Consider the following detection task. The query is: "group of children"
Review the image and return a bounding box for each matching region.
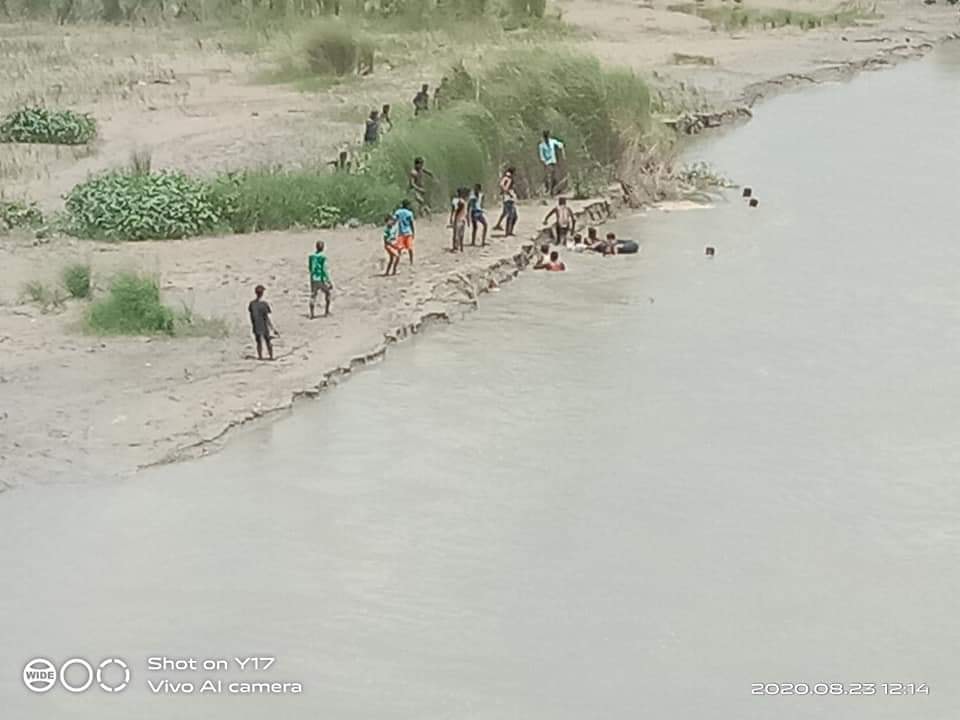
[446,167,519,253]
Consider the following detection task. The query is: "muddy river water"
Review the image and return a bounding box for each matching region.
[2,46,959,719]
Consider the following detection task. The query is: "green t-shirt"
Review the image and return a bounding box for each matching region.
[309,252,329,283]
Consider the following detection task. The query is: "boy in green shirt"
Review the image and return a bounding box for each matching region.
[308,241,332,318]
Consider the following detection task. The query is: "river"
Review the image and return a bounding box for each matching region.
[2,46,959,719]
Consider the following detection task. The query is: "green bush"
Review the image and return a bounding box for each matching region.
[0,200,44,231]
[87,272,175,335]
[62,263,92,299]
[0,107,97,145]
[367,102,501,204]
[65,171,221,241]
[302,22,374,76]
[442,50,651,195]
[209,170,405,232]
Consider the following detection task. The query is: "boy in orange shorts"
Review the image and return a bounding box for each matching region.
[393,199,416,265]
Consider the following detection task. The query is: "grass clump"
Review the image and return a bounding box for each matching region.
[21,280,67,312]
[209,171,405,232]
[62,263,92,299]
[0,107,96,145]
[0,199,44,231]
[65,171,221,241]
[303,22,375,76]
[87,272,175,335]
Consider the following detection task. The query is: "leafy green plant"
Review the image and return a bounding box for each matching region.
[0,199,44,231]
[65,171,221,241]
[62,263,92,299]
[0,107,96,145]
[87,272,175,335]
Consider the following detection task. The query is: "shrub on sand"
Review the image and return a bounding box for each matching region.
[0,107,97,145]
[0,199,44,231]
[65,171,221,241]
[303,22,374,76]
[87,273,175,335]
[62,263,92,299]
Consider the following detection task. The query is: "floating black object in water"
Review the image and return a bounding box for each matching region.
[705,246,716,257]
[616,240,640,255]
[742,187,753,198]
[749,198,759,207]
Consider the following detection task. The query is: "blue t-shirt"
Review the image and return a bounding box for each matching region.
[538,137,564,165]
[394,208,415,235]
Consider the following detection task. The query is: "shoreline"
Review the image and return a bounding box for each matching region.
[147,198,615,471]
[2,11,958,491]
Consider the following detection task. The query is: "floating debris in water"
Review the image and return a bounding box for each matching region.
[749,198,759,208]
[742,187,753,198]
[705,246,716,257]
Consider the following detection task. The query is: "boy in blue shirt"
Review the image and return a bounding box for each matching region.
[393,200,416,265]
[538,130,565,196]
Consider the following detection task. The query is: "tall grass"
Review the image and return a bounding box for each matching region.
[210,170,406,232]
[302,22,375,76]
[368,102,501,203]
[441,50,651,194]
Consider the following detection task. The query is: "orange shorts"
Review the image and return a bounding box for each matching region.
[396,233,414,251]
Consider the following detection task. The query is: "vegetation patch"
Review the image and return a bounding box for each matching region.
[0,199,44,232]
[440,50,651,196]
[666,2,876,31]
[21,280,66,313]
[65,171,221,241]
[209,171,405,232]
[302,22,376,76]
[62,263,92,299]
[0,107,97,145]
[87,272,175,335]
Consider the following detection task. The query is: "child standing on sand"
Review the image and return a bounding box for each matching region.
[382,215,401,276]
[248,284,277,361]
[308,241,333,318]
[450,188,468,253]
[393,199,416,265]
[468,183,488,247]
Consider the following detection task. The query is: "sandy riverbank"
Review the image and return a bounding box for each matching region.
[1,1,958,490]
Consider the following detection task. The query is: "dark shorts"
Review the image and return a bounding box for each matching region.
[504,201,518,221]
[254,331,271,342]
[310,280,332,299]
[471,209,487,225]
[556,225,571,242]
